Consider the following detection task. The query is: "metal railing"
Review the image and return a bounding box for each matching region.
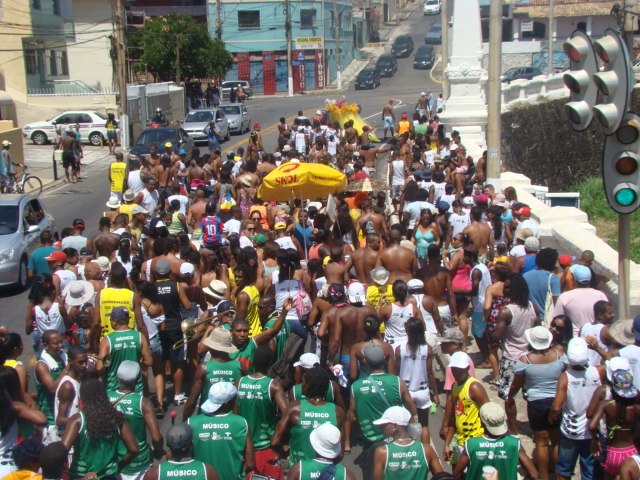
[27,80,117,96]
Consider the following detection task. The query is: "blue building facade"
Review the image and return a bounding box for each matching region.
[208,0,356,94]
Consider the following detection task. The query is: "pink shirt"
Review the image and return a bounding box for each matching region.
[553,287,608,337]
[445,360,476,391]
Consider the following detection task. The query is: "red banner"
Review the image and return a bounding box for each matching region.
[237,52,250,82]
[263,51,275,95]
[315,49,325,90]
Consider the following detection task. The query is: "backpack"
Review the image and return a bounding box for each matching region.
[293,280,312,323]
[219,188,236,213]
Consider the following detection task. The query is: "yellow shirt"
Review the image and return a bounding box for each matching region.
[398,120,411,135]
[366,284,394,308]
[452,376,484,444]
[98,287,134,338]
[240,285,261,337]
[494,255,508,264]
[118,202,138,220]
[110,162,127,192]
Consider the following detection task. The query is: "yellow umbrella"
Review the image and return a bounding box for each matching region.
[258,162,347,202]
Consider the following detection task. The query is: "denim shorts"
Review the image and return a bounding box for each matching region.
[556,433,596,480]
[149,335,162,358]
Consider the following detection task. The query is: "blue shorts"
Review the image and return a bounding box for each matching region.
[471,311,486,338]
[556,433,596,479]
[340,354,350,374]
[107,131,117,139]
[384,116,394,129]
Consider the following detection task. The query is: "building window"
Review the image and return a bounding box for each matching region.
[60,51,68,75]
[47,50,68,77]
[238,11,260,29]
[300,9,316,27]
[25,49,38,75]
[521,21,545,39]
[53,0,60,15]
[49,51,57,76]
[342,11,351,30]
[32,0,41,9]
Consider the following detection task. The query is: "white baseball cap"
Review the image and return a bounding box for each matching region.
[179,263,195,275]
[448,351,471,369]
[373,406,412,426]
[294,352,320,369]
[567,337,589,366]
[347,282,366,304]
[201,382,237,414]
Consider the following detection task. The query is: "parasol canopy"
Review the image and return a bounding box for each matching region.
[345,177,388,192]
[258,162,347,202]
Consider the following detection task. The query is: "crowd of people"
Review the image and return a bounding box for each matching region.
[1,101,639,480]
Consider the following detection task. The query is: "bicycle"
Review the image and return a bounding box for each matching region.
[5,163,43,196]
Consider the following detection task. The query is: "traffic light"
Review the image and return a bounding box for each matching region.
[592,29,634,135]
[602,112,640,214]
[563,31,598,131]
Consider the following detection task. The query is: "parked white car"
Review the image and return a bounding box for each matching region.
[423,0,441,15]
[22,110,110,146]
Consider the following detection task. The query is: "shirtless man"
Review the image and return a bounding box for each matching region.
[145,236,184,280]
[87,217,120,258]
[397,134,411,163]
[462,206,494,262]
[354,199,388,242]
[375,226,417,283]
[60,131,77,183]
[324,246,349,285]
[187,187,208,229]
[146,144,161,169]
[187,156,208,190]
[257,154,276,175]
[415,93,429,119]
[360,143,391,173]
[473,150,486,185]
[345,233,381,284]
[382,100,395,139]
[419,244,458,332]
[343,121,358,149]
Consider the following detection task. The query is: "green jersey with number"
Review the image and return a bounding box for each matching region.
[299,459,347,480]
[200,359,242,406]
[68,412,120,480]
[465,435,520,480]
[237,375,277,450]
[105,329,143,393]
[383,440,429,480]
[264,313,290,360]
[230,338,257,373]
[292,383,334,403]
[188,412,248,480]
[108,390,151,474]
[351,373,402,442]
[158,459,208,480]
[35,353,65,425]
[290,400,338,463]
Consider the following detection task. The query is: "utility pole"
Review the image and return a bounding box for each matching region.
[441,0,448,98]
[486,0,502,185]
[176,35,181,84]
[285,0,293,96]
[114,0,129,149]
[216,0,222,39]
[547,0,554,74]
[333,0,341,89]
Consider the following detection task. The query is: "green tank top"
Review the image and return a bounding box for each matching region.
[200,359,242,406]
[105,329,143,393]
[35,353,65,425]
[465,435,520,480]
[299,459,347,480]
[188,412,248,480]
[108,390,151,474]
[237,375,276,450]
[383,440,429,480]
[68,412,120,480]
[292,383,334,403]
[158,459,208,480]
[351,373,402,442]
[230,338,257,373]
[168,211,184,235]
[290,399,338,463]
[264,314,290,360]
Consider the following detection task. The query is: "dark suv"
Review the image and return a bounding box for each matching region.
[391,35,414,58]
[354,69,381,90]
[413,45,435,69]
[375,55,398,77]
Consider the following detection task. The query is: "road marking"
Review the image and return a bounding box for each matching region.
[361,98,405,121]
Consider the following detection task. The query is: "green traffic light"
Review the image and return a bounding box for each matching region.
[615,188,637,206]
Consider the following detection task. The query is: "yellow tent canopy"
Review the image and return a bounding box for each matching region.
[258,162,346,202]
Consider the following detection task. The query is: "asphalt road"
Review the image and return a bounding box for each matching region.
[2,9,452,476]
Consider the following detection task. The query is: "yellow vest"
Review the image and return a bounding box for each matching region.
[398,120,411,135]
[110,162,127,192]
[452,377,484,445]
[241,285,262,337]
[118,202,137,220]
[99,287,134,338]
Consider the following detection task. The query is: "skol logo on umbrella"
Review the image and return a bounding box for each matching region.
[274,163,300,186]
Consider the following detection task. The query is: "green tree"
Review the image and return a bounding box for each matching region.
[129,13,233,82]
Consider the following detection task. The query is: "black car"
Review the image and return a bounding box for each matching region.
[413,45,435,69]
[501,66,543,83]
[391,35,414,58]
[424,22,442,44]
[354,69,381,90]
[375,55,398,77]
[128,127,195,163]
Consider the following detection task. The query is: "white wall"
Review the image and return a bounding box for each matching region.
[67,0,116,92]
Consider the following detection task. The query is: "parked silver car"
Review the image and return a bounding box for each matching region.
[0,195,56,289]
[182,109,230,143]
[219,104,251,134]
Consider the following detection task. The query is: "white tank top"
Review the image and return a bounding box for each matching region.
[391,160,405,186]
[399,343,430,393]
[272,275,303,321]
[142,305,165,339]
[275,236,296,250]
[127,170,146,193]
[412,294,437,334]
[501,302,537,360]
[35,303,66,334]
[54,375,81,433]
[384,303,414,345]
[471,263,492,313]
[560,367,602,440]
[580,323,606,367]
[55,268,77,292]
[0,422,18,477]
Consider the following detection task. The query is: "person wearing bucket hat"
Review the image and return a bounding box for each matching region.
[371,406,444,480]
[98,306,152,393]
[548,337,602,480]
[454,402,539,480]
[62,280,94,307]
[187,382,255,479]
[271,367,345,465]
[182,327,244,420]
[506,326,567,474]
[143,422,217,480]
[366,266,394,308]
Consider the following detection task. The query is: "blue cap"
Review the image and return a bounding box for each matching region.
[106,306,130,321]
[570,264,592,284]
[178,148,186,155]
[633,315,640,342]
[611,369,638,398]
[436,200,450,212]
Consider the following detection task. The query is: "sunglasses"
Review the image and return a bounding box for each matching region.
[247,227,256,231]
